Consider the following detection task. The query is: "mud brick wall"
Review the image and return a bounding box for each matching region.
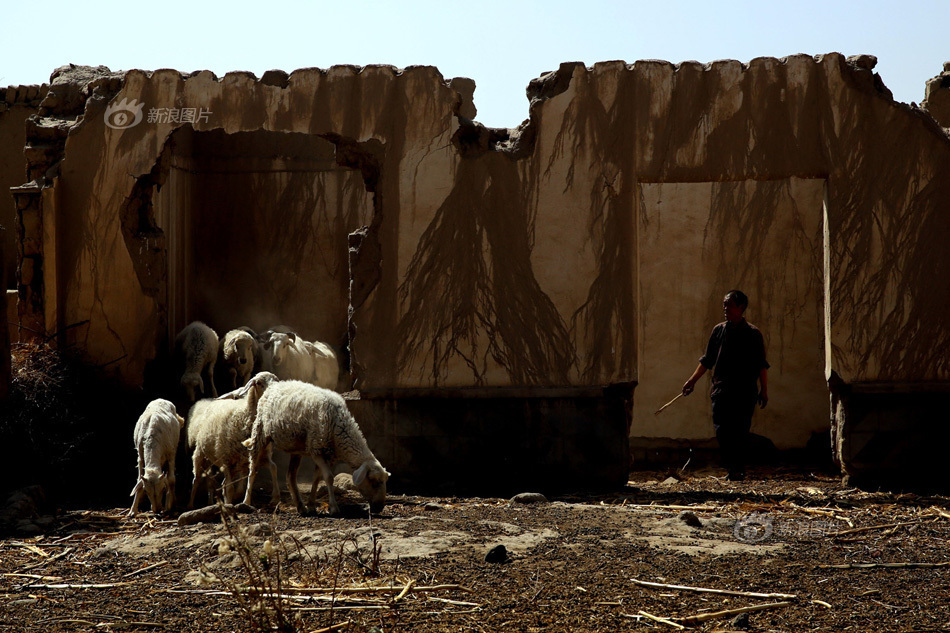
[3,56,950,487]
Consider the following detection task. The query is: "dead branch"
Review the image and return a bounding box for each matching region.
[622,504,720,512]
[832,521,919,537]
[394,578,415,601]
[123,561,169,578]
[637,609,685,629]
[631,578,798,600]
[254,583,472,595]
[819,562,950,570]
[25,582,133,589]
[308,622,352,633]
[927,506,950,520]
[176,503,257,526]
[677,601,794,625]
[426,596,483,607]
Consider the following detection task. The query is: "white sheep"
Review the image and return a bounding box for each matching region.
[261,331,339,390]
[186,371,278,507]
[242,380,389,515]
[175,321,219,402]
[219,327,262,390]
[130,399,184,515]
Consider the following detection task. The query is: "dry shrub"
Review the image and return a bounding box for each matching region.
[0,340,143,504]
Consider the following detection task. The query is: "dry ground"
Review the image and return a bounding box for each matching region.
[1,466,949,633]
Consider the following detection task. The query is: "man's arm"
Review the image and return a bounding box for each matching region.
[758,368,768,408]
[682,363,707,396]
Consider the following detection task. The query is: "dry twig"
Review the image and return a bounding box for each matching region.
[123,561,168,578]
[308,622,351,633]
[637,609,686,629]
[819,562,950,570]
[677,601,794,625]
[631,578,798,600]
[832,521,919,538]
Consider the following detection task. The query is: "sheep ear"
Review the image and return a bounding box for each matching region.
[287,332,297,343]
[352,463,368,486]
[218,381,252,400]
[130,479,143,497]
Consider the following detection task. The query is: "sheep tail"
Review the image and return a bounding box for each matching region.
[243,408,264,452]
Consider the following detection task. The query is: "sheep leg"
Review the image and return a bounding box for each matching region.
[207,361,218,398]
[222,467,234,505]
[308,458,322,507]
[189,453,208,508]
[129,447,146,515]
[287,454,306,514]
[244,443,280,507]
[165,459,177,513]
[243,446,262,506]
[313,456,340,516]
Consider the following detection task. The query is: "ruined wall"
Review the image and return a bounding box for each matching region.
[0,84,47,307]
[8,55,950,487]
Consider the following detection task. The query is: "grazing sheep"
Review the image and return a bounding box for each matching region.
[186,372,278,507]
[175,321,219,403]
[242,380,389,515]
[130,399,184,515]
[261,331,339,390]
[219,327,262,390]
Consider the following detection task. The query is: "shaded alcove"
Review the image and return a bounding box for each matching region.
[147,126,375,385]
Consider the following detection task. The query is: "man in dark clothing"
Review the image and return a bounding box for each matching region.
[682,290,769,481]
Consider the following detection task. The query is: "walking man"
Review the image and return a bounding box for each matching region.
[682,290,769,481]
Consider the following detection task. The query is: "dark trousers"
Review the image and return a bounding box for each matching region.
[711,392,756,475]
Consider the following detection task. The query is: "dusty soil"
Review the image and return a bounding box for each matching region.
[1,466,949,633]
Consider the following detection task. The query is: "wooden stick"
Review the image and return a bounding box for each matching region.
[631,578,798,601]
[677,601,794,625]
[394,579,415,601]
[819,562,950,569]
[637,610,686,629]
[811,599,833,609]
[426,596,482,607]
[832,522,917,537]
[308,622,351,633]
[25,582,133,589]
[292,606,390,612]
[123,561,168,578]
[654,393,683,415]
[622,504,720,511]
[252,583,471,595]
[928,507,950,520]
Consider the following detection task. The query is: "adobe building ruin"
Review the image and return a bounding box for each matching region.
[2,55,949,491]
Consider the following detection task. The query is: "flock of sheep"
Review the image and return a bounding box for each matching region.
[129,321,390,517]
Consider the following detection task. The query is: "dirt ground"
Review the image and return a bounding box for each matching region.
[1,465,949,633]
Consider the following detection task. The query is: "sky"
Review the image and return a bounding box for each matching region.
[2,0,947,128]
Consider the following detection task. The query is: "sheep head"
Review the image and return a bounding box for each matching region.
[217,371,278,401]
[265,332,296,367]
[352,460,390,513]
[138,467,168,513]
[223,330,259,387]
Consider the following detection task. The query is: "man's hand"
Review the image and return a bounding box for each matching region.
[758,391,769,409]
[682,379,696,396]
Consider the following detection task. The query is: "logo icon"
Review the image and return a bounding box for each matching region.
[104,98,145,130]
[734,513,773,543]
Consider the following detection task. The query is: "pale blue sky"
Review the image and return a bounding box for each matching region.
[3,0,947,128]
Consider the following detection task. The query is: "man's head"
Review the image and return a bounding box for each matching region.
[723,289,748,322]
